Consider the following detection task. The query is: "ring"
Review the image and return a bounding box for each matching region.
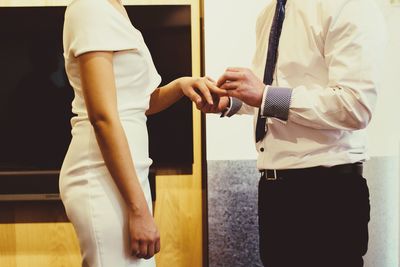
[133,251,140,257]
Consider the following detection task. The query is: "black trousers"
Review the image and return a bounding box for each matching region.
[258,169,370,267]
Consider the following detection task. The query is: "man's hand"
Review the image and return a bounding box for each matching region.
[217,67,265,107]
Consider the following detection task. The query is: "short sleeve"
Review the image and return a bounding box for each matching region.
[63,0,139,57]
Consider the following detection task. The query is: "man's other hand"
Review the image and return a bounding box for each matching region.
[217,67,265,107]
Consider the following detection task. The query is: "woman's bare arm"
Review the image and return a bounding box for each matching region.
[78,51,160,259]
[146,77,226,115]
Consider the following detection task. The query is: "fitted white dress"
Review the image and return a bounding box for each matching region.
[60,0,161,266]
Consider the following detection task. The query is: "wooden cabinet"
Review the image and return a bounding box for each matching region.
[0,1,205,266]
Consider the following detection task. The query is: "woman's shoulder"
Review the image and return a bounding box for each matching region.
[68,0,105,9]
[66,0,108,21]
[65,0,119,35]
[64,0,140,58]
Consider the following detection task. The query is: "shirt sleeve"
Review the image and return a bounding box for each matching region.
[220,97,256,117]
[260,85,293,121]
[224,85,293,119]
[220,97,242,117]
[287,0,387,131]
[64,0,139,57]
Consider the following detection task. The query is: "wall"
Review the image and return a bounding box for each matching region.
[204,0,265,161]
[204,0,400,266]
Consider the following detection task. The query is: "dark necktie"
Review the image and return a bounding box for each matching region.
[255,0,287,142]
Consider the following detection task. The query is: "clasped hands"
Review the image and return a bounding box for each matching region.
[180,67,266,113]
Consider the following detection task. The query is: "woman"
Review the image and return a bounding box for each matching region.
[60,0,221,266]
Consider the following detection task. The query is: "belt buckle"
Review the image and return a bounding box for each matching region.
[266,169,278,181]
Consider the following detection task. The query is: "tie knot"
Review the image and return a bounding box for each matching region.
[277,0,286,5]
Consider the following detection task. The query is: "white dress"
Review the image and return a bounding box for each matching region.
[60,0,161,266]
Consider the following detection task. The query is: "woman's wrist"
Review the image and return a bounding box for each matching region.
[123,183,149,213]
[127,197,149,214]
[175,77,190,91]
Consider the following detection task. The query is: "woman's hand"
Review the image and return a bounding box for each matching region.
[146,76,227,115]
[198,95,230,114]
[128,205,160,259]
[177,76,228,109]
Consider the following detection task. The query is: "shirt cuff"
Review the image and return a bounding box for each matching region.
[260,86,293,121]
[220,97,243,117]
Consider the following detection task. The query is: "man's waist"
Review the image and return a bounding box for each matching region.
[260,162,363,181]
[256,148,367,170]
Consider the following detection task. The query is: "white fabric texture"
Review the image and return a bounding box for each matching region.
[60,0,161,266]
[236,0,387,169]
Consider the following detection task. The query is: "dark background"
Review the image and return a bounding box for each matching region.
[0,6,193,177]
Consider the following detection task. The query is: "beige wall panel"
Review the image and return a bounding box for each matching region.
[155,175,203,267]
[0,224,17,267]
[14,223,81,267]
[0,203,81,267]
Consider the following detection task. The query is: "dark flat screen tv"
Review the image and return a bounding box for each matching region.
[0,5,193,200]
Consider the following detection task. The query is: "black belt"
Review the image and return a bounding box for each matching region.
[260,162,363,181]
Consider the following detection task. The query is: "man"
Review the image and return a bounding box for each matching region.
[199,0,386,266]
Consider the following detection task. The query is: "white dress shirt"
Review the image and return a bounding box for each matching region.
[228,0,387,170]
